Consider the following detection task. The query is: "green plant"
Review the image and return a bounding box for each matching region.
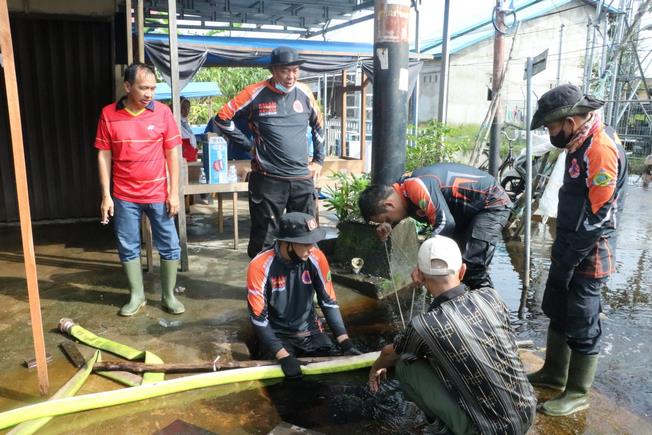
[405,120,463,172]
[323,171,370,223]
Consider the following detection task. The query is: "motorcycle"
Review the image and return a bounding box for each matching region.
[500,133,556,201]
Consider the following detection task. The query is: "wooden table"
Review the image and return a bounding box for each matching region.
[185,182,249,249]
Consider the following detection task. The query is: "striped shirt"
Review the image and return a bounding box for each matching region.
[395,285,536,435]
[95,98,181,203]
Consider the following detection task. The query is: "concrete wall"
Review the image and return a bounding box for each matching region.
[8,0,114,16]
[419,1,597,125]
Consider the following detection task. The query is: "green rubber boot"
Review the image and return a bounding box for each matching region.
[119,259,146,316]
[539,352,599,416]
[160,259,185,314]
[527,327,571,390]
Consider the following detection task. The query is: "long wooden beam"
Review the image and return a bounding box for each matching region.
[168,0,189,271]
[0,0,49,395]
[125,0,133,64]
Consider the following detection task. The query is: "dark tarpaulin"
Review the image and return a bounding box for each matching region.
[145,34,375,89]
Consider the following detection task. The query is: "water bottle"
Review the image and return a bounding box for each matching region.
[228,165,237,183]
[199,168,207,184]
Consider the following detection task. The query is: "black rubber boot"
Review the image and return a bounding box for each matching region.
[539,352,598,416]
[527,327,571,391]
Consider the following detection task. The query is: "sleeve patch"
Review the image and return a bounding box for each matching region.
[593,169,613,186]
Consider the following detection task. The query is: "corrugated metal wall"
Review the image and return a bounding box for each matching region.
[0,15,113,222]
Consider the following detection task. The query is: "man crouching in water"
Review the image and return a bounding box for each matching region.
[368,235,536,434]
[247,212,361,379]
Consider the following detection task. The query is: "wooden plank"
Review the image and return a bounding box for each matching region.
[167,0,189,271]
[125,0,133,64]
[0,0,49,395]
[184,182,249,195]
[232,192,238,250]
[217,194,224,233]
[136,0,144,62]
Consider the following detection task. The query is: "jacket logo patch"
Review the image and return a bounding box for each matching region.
[568,158,580,178]
[271,276,286,291]
[301,270,312,284]
[293,100,304,113]
[593,169,613,186]
[257,102,277,116]
[326,270,332,282]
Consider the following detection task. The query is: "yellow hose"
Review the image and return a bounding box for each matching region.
[59,318,164,384]
[7,351,100,435]
[0,352,379,430]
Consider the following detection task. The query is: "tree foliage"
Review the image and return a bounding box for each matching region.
[184,67,270,125]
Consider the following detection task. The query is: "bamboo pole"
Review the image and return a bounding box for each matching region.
[93,355,351,374]
[0,0,49,395]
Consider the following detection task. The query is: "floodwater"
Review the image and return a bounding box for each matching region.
[1,182,651,434]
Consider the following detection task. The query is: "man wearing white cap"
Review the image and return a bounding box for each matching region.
[368,236,536,434]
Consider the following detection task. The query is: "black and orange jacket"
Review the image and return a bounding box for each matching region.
[554,125,627,278]
[394,163,512,235]
[213,79,324,178]
[246,244,347,355]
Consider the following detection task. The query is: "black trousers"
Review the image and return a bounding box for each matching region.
[455,207,511,290]
[255,332,335,360]
[247,171,316,258]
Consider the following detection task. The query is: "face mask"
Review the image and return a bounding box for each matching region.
[549,120,571,148]
[274,82,294,93]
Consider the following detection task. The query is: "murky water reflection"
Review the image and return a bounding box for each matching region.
[1,184,650,434]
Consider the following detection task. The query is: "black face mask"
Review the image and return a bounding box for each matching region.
[549,120,571,148]
[287,243,305,264]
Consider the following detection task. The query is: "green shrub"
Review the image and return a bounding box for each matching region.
[405,120,464,172]
[323,171,370,223]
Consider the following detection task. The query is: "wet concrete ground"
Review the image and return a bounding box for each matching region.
[0,182,650,434]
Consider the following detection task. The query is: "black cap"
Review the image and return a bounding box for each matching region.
[274,212,325,244]
[269,46,305,68]
[530,84,604,130]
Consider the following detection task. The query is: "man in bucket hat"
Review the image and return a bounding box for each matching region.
[211,46,325,259]
[246,212,361,380]
[527,84,627,416]
[368,236,536,434]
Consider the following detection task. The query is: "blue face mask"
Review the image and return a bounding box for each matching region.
[274,82,294,93]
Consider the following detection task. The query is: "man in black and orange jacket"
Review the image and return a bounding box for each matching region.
[247,212,361,379]
[358,162,512,290]
[526,84,627,417]
[211,46,324,258]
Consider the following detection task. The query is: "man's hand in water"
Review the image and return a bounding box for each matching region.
[376,223,392,242]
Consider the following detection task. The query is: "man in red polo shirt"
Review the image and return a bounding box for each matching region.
[95,62,185,316]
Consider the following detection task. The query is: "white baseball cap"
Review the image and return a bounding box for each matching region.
[417,235,463,276]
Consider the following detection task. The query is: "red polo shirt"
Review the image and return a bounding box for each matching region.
[94,98,181,203]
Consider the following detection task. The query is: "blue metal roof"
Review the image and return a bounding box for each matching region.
[419,0,619,57]
[154,81,221,100]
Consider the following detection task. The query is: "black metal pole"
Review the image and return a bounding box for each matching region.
[488,0,504,177]
[371,0,410,185]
